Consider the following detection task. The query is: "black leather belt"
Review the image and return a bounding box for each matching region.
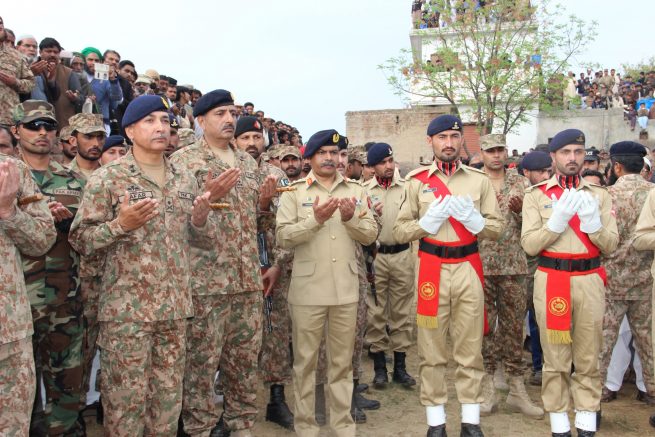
[378,243,410,255]
[418,239,478,259]
[538,256,601,272]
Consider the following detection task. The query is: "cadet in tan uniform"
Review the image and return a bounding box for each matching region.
[276,129,377,437]
[364,142,417,390]
[521,129,618,437]
[393,115,503,437]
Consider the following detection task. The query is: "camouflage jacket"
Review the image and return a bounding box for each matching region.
[19,156,85,307]
[169,139,263,295]
[0,154,56,344]
[603,174,654,300]
[0,46,35,125]
[258,160,293,270]
[479,169,530,276]
[68,151,212,322]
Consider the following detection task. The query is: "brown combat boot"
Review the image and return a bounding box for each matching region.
[479,373,498,416]
[505,376,544,419]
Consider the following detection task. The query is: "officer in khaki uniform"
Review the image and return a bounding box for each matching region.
[364,142,417,389]
[393,115,503,437]
[521,129,618,437]
[276,129,377,437]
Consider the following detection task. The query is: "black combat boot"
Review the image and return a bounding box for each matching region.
[210,414,230,437]
[392,351,416,387]
[355,382,369,393]
[315,384,326,426]
[265,384,294,430]
[372,351,388,389]
[354,378,380,410]
[427,424,447,437]
[460,423,484,437]
[575,430,595,437]
[350,384,367,424]
[177,416,190,437]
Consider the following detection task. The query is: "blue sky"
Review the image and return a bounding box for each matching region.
[3,1,654,139]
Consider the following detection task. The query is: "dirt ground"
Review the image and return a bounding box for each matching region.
[84,344,655,437]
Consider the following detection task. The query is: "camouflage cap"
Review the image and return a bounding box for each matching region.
[268,145,283,159]
[177,128,196,148]
[68,113,105,135]
[58,125,74,142]
[278,145,301,160]
[348,145,368,165]
[12,100,57,124]
[479,134,507,151]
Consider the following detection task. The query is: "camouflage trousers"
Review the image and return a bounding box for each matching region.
[259,269,293,386]
[98,319,186,437]
[317,277,368,384]
[80,276,100,404]
[0,337,36,437]
[31,301,84,436]
[599,297,655,395]
[482,275,526,377]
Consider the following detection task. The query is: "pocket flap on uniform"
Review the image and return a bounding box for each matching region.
[292,260,316,277]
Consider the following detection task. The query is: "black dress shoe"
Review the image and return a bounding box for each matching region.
[427,424,447,437]
[551,432,571,437]
[575,428,595,437]
[460,423,484,437]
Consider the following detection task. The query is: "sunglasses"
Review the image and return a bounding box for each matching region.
[22,120,58,132]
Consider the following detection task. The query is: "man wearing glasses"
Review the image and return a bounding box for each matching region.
[11,100,87,436]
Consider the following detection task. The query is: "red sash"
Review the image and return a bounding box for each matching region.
[537,184,606,344]
[413,170,489,334]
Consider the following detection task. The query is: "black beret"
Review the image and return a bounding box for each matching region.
[367,142,393,166]
[337,135,349,150]
[549,129,585,152]
[303,129,341,158]
[521,151,552,170]
[427,114,462,136]
[609,141,647,157]
[122,95,171,129]
[102,135,125,153]
[193,89,235,117]
[584,148,599,162]
[235,116,263,139]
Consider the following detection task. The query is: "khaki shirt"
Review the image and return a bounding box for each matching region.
[393,162,503,244]
[365,174,405,246]
[0,154,56,344]
[69,151,211,323]
[520,175,618,257]
[276,170,378,306]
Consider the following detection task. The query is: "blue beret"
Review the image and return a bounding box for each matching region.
[521,151,552,170]
[169,113,180,129]
[549,129,585,152]
[609,141,647,157]
[235,116,262,138]
[122,95,170,129]
[367,143,393,166]
[427,114,463,136]
[303,129,341,158]
[102,135,125,153]
[193,89,235,117]
[337,135,349,150]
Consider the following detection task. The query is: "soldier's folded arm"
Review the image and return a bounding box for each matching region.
[633,189,655,251]
[341,190,377,245]
[69,176,130,256]
[476,177,504,241]
[587,191,618,254]
[275,190,323,249]
[392,180,429,244]
[1,165,56,256]
[520,189,560,256]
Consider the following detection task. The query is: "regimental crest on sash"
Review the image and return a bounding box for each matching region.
[419,282,437,301]
[548,296,568,317]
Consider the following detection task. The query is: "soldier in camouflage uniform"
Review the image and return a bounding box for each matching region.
[69,95,214,436]
[477,134,544,419]
[0,153,56,436]
[170,91,277,437]
[0,19,35,125]
[11,101,87,436]
[600,141,655,403]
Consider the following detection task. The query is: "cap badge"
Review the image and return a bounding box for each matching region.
[332,133,340,144]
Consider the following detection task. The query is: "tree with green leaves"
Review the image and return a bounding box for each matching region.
[380,0,597,135]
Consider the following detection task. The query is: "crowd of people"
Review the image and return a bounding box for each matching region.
[3,12,655,437]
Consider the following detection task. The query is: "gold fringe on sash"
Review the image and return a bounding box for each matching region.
[547,329,572,344]
[417,314,438,329]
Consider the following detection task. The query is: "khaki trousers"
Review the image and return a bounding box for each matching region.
[367,249,416,354]
[0,337,35,437]
[290,302,357,437]
[533,270,605,412]
[418,262,485,406]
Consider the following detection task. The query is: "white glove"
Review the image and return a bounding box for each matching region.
[546,189,584,233]
[577,191,602,234]
[419,195,452,235]
[449,195,486,235]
